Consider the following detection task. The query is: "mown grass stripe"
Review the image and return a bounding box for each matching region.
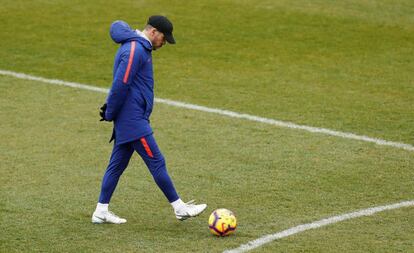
[1,69,413,152]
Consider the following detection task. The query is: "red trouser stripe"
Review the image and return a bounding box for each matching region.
[123,41,136,84]
[140,137,154,158]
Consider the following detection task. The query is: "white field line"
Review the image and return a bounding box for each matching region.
[224,200,414,253]
[1,69,413,152]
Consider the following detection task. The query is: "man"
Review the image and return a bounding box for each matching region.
[92,15,207,224]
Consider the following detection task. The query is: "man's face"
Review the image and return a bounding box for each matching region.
[151,29,166,50]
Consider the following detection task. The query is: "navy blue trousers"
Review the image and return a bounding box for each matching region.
[98,134,180,204]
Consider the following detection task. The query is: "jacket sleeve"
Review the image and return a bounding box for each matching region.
[105,41,141,121]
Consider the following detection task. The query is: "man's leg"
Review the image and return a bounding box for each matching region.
[132,135,179,202]
[132,134,207,220]
[99,142,134,203]
[92,142,134,224]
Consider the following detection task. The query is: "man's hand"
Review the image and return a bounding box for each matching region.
[99,103,108,121]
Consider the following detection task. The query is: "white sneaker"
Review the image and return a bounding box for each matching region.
[92,210,127,224]
[175,200,207,221]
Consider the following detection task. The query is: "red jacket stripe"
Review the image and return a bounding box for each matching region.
[123,41,136,84]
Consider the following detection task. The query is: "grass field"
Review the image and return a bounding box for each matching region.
[1,0,413,252]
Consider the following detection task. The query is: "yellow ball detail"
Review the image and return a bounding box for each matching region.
[208,208,237,236]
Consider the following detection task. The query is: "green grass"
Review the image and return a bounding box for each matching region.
[271,208,414,252]
[1,0,413,252]
[1,77,413,252]
[0,0,413,143]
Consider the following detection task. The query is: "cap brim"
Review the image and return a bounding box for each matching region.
[165,33,175,44]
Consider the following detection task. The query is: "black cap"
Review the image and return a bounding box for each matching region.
[147,15,175,44]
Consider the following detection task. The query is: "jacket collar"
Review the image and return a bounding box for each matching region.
[135,30,153,51]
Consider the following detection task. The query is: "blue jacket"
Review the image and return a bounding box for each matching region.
[105,21,154,145]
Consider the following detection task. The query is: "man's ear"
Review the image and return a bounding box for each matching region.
[149,27,157,37]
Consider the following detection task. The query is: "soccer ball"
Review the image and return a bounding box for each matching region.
[208,208,237,236]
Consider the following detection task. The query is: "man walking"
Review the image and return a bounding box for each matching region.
[92,16,207,224]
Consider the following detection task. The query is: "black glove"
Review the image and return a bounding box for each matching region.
[99,103,107,121]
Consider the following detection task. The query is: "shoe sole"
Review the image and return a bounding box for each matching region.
[176,205,207,221]
[92,215,126,224]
